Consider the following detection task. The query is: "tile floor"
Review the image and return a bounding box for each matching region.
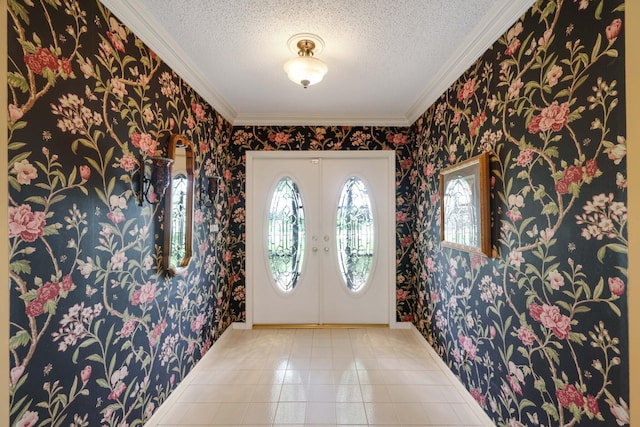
[149,327,489,426]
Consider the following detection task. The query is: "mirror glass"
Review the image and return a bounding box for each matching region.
[164,134,194,275]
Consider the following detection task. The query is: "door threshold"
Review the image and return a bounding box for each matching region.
[253,324,388,329]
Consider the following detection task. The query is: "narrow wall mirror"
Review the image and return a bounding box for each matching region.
[164,134,194,276]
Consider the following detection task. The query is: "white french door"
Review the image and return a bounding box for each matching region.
[246,151,395,325]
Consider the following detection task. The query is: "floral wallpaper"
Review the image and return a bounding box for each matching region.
[7,1,233,426]
[410,0,628,426]
[6,0,630,426]
[228,126,416,322]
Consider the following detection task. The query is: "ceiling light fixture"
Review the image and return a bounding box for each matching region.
[283,33,328,89]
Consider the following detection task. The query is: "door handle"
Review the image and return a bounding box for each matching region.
[324,247,329,252]
[312,247,318,252]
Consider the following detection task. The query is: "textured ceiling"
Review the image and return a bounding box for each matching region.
[100,0,535,126]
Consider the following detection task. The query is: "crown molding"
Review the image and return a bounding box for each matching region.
[233,113,410,127]
[99,0,237,124]
[405,0,536,125]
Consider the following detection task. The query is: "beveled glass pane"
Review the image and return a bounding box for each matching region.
[336,176,374,292]
[169,173,187,268]
[444,176,478,246]
[267,177,305,292]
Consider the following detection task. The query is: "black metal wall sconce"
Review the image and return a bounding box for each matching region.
[200,175,222,207]
[136,156,174,206]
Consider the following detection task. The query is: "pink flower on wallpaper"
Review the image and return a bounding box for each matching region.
[470,388,486,408]
[9,204,46,242]
[531,303,571,340]
[107,31,126,53]
[505,39,521,56]
[111,78,128,98]
[424,163,435,177]
[120,319,137,337]
[457,78,476,101]
[469,111,486,137]
[527,101,570,133]
[546,65,563,87]
[507,374,523,396]
[81,365,92,383]
[425,257,435,273]
[506,209,522,222]
[191,102,206,121]
[25,299,45,317]
[586,394,600,416]
[517,326,536,346]
[608,277,625,297]
[79,165,91,181]
[9,103,24,121]
[556,384,584,409]
[132,282,156,306]
[12,159,38,185]
[547,269,565,290]
[10,365,25,385]
[107,209,125,224]
[606,18,622,41]
[120,154,137,172]
[508,250,524,268]
[186,116,196,129]
[15,410,39,427]
[396,289,408,302]
[396,211,407,223]
[387,133,407,146]
[191,313,206,332]
[507,78,523,99]
[24,47,58,75]
[585,159,599,177]
[131,132,158,156]
[268,132,289,145]
[458,334,477,361]
[108,382,126,400]
[39,281,60,302]
[110,251,127,270]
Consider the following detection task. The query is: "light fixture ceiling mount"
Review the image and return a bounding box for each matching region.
[283,33,328,89]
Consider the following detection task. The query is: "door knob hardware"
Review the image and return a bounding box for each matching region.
[323,236,330,242]
[312,247,318,252]
[324,247,329,252]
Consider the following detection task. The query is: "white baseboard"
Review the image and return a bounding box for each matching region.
[390,321,413,329]
[232,321,252,329]
[409,325,496,427]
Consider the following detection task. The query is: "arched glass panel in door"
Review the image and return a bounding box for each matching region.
[267,176,305,293]
[336,176,374,292]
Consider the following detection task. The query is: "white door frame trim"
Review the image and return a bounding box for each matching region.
[246,150,397,328]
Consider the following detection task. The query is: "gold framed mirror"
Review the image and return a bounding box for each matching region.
[163,134,194,276]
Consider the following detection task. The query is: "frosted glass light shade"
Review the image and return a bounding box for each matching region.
[283,56,328,88]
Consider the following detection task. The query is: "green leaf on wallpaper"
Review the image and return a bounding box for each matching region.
[8,72,29,93]
[95,186,108,206]
[519,399,536,410]
[592,34,603,62]
[539,1,556,22]
[542,403,560,421]
[607,301,622,317]
[546,347,560,364]
[593,277,604,299]
[10,260,31,275]
[595,0,604,20]
[85,353,104,364]
[613,4,624,12]
[25,195,47,206]
[541,202,558,216]
[9,330,30,350]
[597,243,627,262]
[96,378,110,390]
[534,379,547,393]
[605,49,619,58]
